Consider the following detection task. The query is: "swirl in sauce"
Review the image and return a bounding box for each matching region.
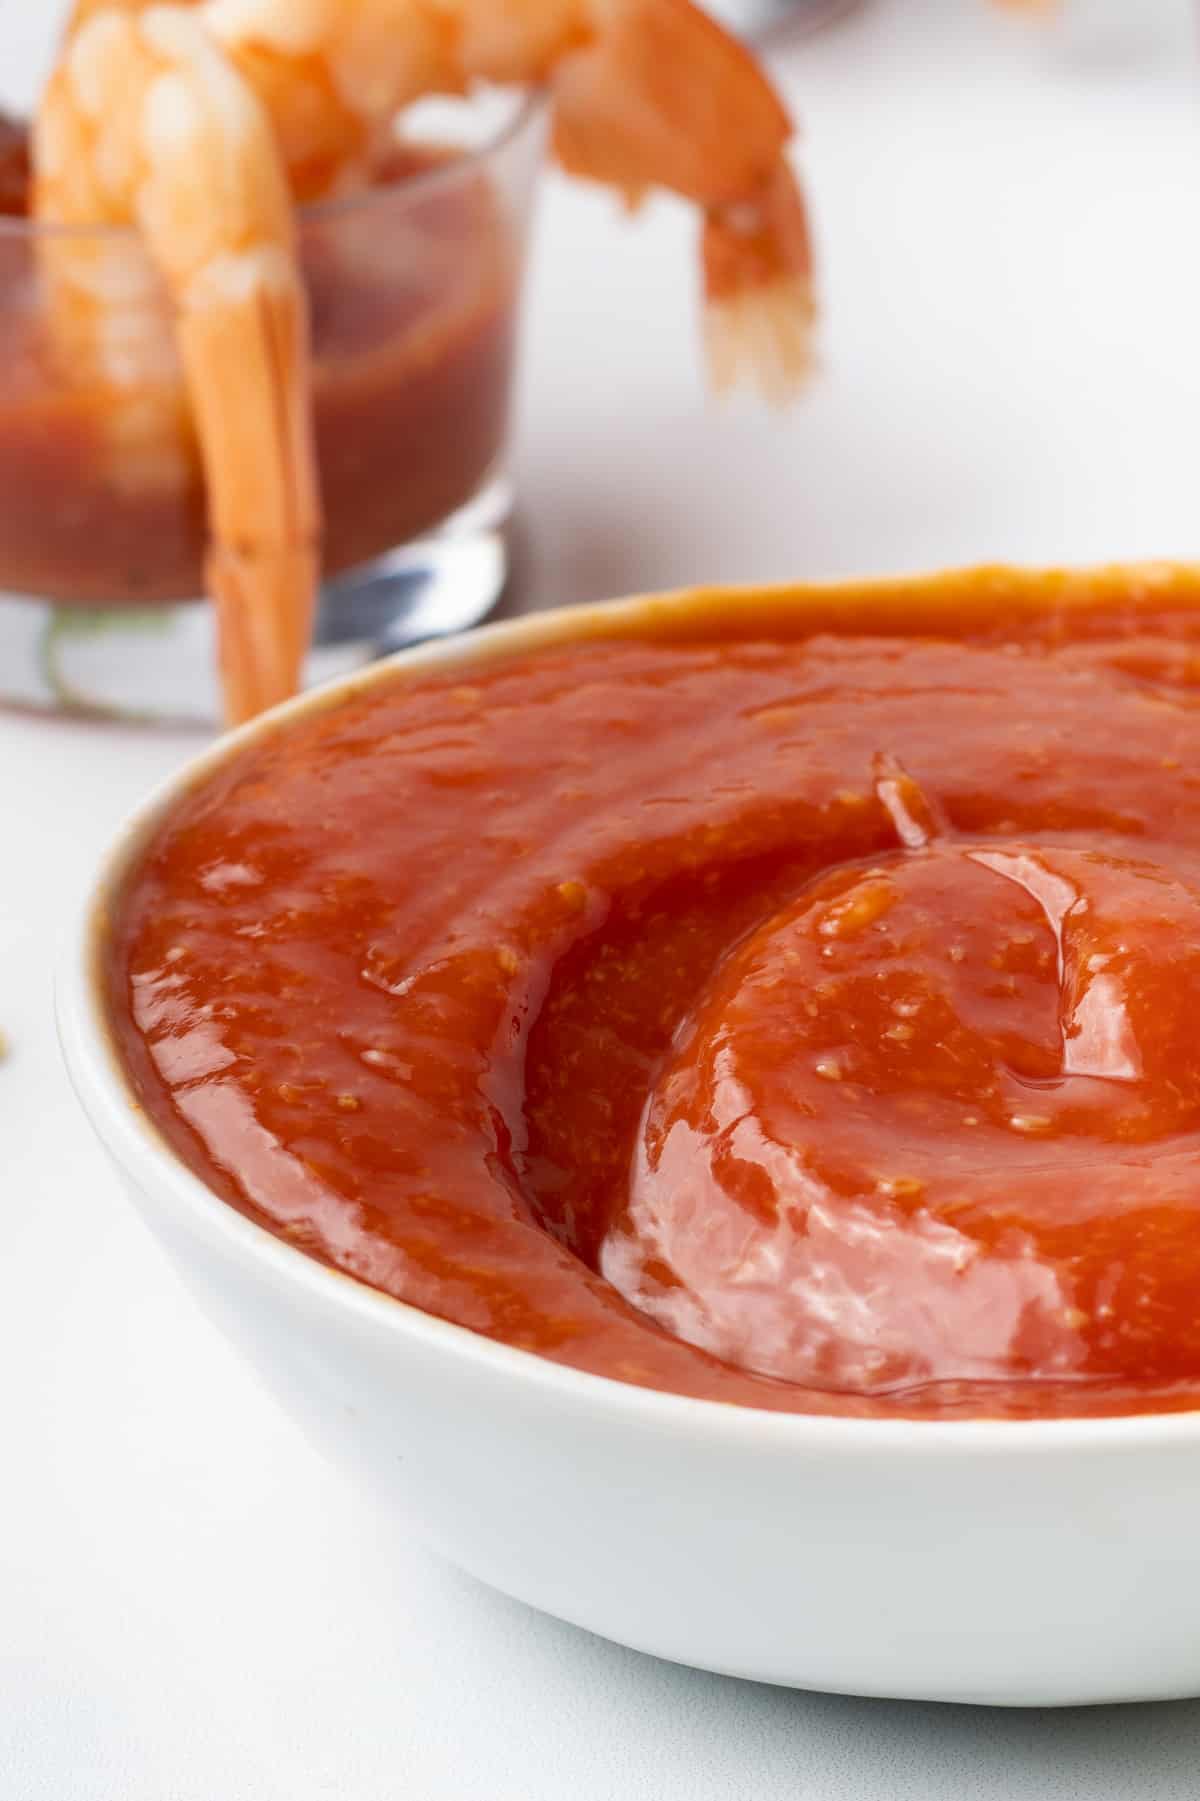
[107,581,1200,1418]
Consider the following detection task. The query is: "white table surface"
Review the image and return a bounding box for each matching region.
[7,1,1200,1794]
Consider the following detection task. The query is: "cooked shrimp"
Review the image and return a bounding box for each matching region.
[33,5,320,723]
[200,0,816,399]
[65,0,198,21]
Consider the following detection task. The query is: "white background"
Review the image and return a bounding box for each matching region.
[6,1,1200,1794]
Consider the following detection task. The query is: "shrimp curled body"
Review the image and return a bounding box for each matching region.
[199,0,817,397]
[35,0,815,722]
[34,5,320,722]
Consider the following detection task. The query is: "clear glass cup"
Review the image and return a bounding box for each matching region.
[0,88,544,724]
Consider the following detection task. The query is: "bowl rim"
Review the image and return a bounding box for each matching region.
[59,561,1200,1455]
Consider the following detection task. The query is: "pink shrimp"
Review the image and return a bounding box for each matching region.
[34,0,814,729]
[33,5,320,723]
[200,0,816,399]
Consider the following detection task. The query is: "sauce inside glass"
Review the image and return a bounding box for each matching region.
[0,121,517,604]
[106,572,1200,1419]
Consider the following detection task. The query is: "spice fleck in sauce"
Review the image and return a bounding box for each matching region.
[107,571,1200,1417]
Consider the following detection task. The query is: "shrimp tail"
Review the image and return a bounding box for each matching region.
[208,544,319,724]
[548,0,816,400]
[701,160,816,404]
[176,249,321,723]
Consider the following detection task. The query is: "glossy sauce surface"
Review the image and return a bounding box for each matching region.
[108,576,1200,1417]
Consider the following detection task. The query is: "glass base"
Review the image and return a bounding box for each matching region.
[0,477,512,729]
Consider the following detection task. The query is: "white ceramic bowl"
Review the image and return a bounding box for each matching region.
[59,579,1200,1708]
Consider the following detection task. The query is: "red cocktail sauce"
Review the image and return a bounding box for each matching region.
[107,571,1200,1418]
